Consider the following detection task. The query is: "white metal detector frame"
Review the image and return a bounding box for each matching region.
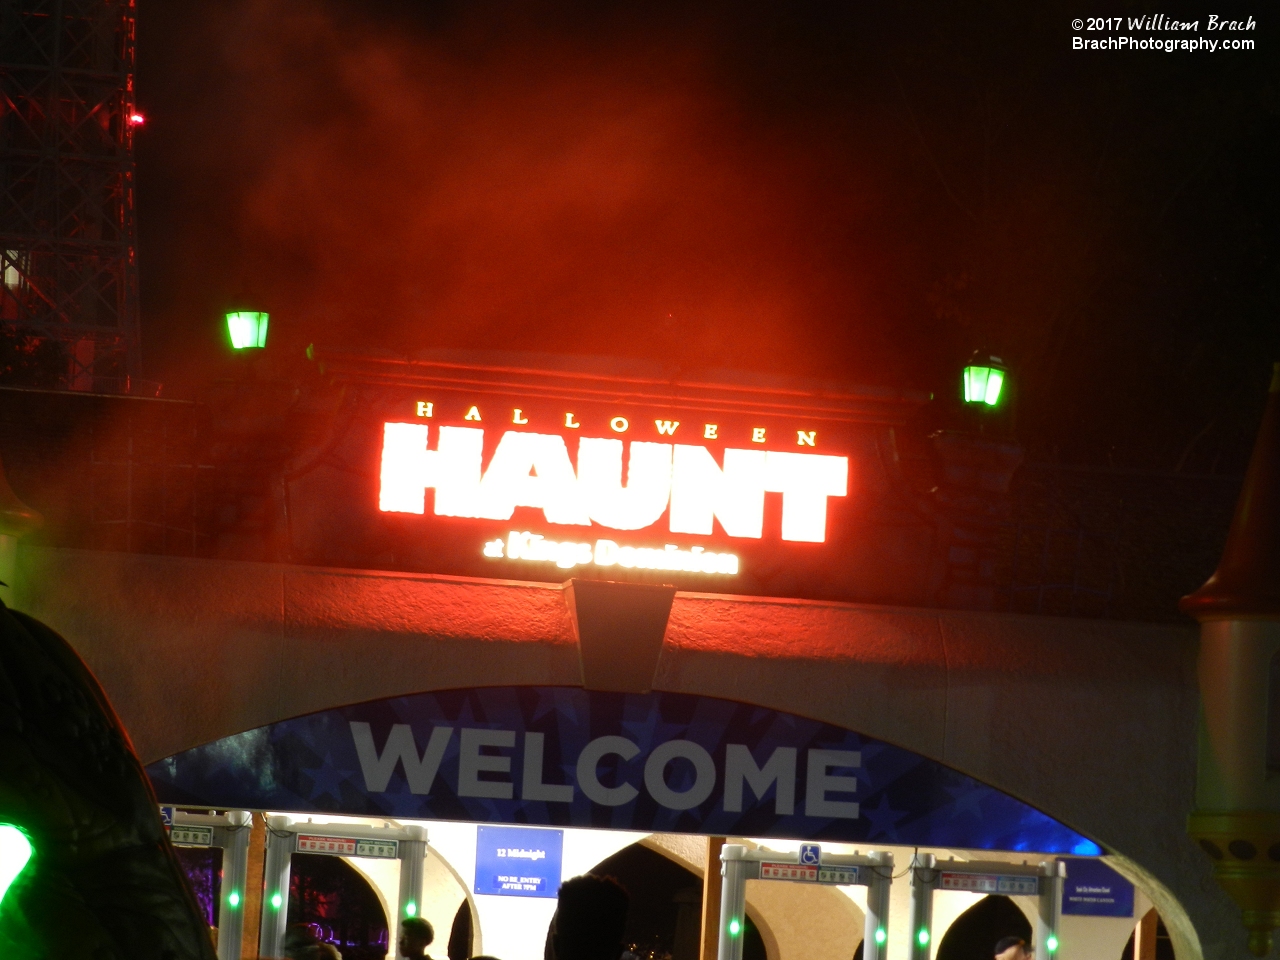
[259,817,428,960]
[717,844,894,960]
[907,854,1065,960]
[168,809,253,960]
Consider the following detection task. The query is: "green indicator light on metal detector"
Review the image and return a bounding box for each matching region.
[917,928,930,947]
[875,928,887,945]
[405,901,417,917]
[728,918,742,937]
[271,892,283,909]
[1047,935,1059,953]
[227,891,240,908]
[0,825,34,908]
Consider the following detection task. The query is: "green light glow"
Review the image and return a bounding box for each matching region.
[917,928,930,947]
[963,364,1006,406]
[270,892,283,909]
[405,901,417,917]
[226,311,269,350]
[728,918,742,936]
[227,891,240,908]
[875,928,887,945]
[0,825,33,908]
[1047,935,1059,952]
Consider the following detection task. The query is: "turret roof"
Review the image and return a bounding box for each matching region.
[1182,363,1280,619]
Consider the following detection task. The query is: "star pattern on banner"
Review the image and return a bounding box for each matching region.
[862,794,910,841]
[379,772,425,816]
[532,687,581,724]
[302,753,356,804]
[620,707,689,752]
[945,781,988,820]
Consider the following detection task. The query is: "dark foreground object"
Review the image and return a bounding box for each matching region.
[0,599,216,960]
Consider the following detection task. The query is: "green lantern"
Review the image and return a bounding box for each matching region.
[963,354,1007,406]
[0,824,33,908]
[226,311,269,350]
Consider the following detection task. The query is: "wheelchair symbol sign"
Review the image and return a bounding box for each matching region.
[799,844,821,865]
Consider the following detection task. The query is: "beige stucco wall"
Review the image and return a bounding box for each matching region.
[7,546,1249,958]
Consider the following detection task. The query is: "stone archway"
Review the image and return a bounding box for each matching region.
[638,835,865,960]
[936,895,1031,960]
[332,825,478,960]
[288,851,390,959]
[583,841,740,960]
[19,546,1217,958]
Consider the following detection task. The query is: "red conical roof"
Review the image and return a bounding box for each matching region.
[1182,363,1280,619]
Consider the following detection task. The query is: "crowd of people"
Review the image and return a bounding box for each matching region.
[280,873,1032,960]
[277,872,631,960]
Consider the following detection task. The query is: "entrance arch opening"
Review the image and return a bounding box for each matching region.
[146,685,1199,960]
[289,851,390,959]
[448,900,473,960]
[173,847,222,931]
[1120,909,1176,960]
[577,841,772,960]
[936,895,1032,960]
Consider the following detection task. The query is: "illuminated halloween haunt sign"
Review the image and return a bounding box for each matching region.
[378,402,850,577]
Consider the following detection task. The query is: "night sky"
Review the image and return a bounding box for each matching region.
[133,0,1277,470]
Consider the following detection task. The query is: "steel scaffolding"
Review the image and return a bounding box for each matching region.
[0,0,142,392]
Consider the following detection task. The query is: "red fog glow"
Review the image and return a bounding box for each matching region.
[140,0,926,388]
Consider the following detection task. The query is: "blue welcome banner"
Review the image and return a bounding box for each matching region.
[147,686,1100,855]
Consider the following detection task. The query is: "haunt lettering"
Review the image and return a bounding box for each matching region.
[379,424,849,542]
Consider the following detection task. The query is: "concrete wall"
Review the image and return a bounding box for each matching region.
[7,546,1252,959]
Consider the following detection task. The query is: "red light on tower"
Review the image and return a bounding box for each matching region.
[128,112,145,126]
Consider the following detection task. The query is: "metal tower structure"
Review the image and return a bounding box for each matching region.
[0,0,142,392]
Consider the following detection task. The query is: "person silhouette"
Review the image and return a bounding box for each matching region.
[994,936,1033,960]
[547,874,630,960]
[399,917,435,959]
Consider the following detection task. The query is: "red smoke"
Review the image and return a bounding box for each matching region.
[139,0,917,390]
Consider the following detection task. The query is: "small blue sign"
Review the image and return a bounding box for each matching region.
[158,805,174,827]
[474,825,564,898]
[799,843,821,865]
[1061,858,1134,917]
